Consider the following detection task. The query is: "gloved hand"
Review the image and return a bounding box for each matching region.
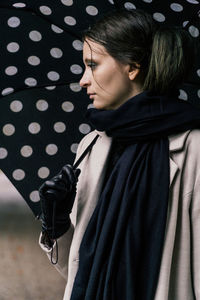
[39,164,81,240]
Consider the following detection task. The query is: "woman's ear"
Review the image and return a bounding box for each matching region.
[128,63,140,81]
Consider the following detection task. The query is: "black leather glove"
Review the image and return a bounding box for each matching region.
[39,164,80,239]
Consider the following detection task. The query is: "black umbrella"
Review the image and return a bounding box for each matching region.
[0,0,199,216]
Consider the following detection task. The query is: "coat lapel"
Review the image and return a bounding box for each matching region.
[168,130,191,187]
[169,158,179,187]
[86,130,112,195]
[75,130,112,219]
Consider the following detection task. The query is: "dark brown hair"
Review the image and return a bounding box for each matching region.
[82,9,195,95]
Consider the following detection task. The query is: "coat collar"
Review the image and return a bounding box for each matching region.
[95,129,191,153]
[168,130,191,152]
[94,129,191,188]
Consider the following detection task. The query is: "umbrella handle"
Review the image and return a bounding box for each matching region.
[73,134,99,169]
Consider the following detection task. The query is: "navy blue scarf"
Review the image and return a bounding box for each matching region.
[71,91,200,300]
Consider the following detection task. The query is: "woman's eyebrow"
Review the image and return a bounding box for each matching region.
[84,58,94,63]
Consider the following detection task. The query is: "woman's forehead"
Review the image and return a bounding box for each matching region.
[83,39,108,60]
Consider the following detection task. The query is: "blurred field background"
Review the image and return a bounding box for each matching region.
[0,170,66,300]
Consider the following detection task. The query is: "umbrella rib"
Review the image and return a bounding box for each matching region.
[0,5,81,39]
[0,80,83,99]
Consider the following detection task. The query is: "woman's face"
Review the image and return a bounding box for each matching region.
[79,39,140,110]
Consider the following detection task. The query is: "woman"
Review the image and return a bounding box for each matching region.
[39,9,200,300]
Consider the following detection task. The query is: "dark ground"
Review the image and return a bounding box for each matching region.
[0,172,66,300]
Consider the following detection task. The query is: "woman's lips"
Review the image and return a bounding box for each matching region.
[89,94,96,99]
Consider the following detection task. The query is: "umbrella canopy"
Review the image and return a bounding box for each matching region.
[0,0,199,216]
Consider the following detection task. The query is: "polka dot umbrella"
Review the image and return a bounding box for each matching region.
[0,0,199,217]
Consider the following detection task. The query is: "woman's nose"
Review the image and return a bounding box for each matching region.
[79,70,91,88]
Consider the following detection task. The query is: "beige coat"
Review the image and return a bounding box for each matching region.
[39,129,200,300]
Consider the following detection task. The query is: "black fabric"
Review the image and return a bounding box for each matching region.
[101,139,127,190]
[70,91,200,300]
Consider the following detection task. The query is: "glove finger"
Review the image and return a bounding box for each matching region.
[61,164,77,187]
[53,174,62,180]
[39,180,67,194]
[52,175,67,187]
[39,173,62,189]
[74,168,81,179]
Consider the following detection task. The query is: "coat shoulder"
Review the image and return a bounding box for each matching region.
[79,130,99,148]
[169,129,200,153]
[183,129,200,181]
[185,129,200,150]
[185,129,200,173]
[75,130,99,158]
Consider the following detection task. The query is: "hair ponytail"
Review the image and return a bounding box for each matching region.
[143,27,195,94]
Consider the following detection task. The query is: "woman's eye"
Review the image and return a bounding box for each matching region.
[88,62,96,69]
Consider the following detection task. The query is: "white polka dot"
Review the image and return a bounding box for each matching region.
[86,6,98,16]
[38,167,50,179]
[79,123,91,134]
[54,122,66,133]
[10,100,23,112]
[178,89,188,101]
[72,40,83,51]
[1,87,14,96]
[8,17,20,28]
[124,2,136,9]
[25,77,37,86]
[47,71,60,81]
[5,66,18,76]
[198,90,200,98]
[45,86,56,90]
[87,103,95,109]
[70,143,78,153]
[0,148,8,159]
[170,3,183,12]
[39,6,52,15]
[62,101,74,112]
[13,2,26,8]
[27,56,40,66]
[153,12,166,22]
[2,124,15,136]
[70,82,82,92]
[183,21,189,27]
[64,16,76,26]
[45,144,58,155]
[28,122,41,134]
[50,48,63,58]
[29,31,42,42]
[197,69,200,77]
[20,145,33,157]
[7,42,20,53]
[61,0,73,5]
[30,190,40,202]
[186,0,199,3]
[108,0,114,4]
[51,24,64,33]
[12,169,25,181]
[189,25,199,38]
[36,99,48,111]
[70,64,83,74]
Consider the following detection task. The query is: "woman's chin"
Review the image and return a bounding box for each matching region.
[93,100,109,110]
[93,100,104,110]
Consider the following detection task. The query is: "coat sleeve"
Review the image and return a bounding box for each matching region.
[38,223,74,280]
[190,173,200,299]
[38,131,98,279]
